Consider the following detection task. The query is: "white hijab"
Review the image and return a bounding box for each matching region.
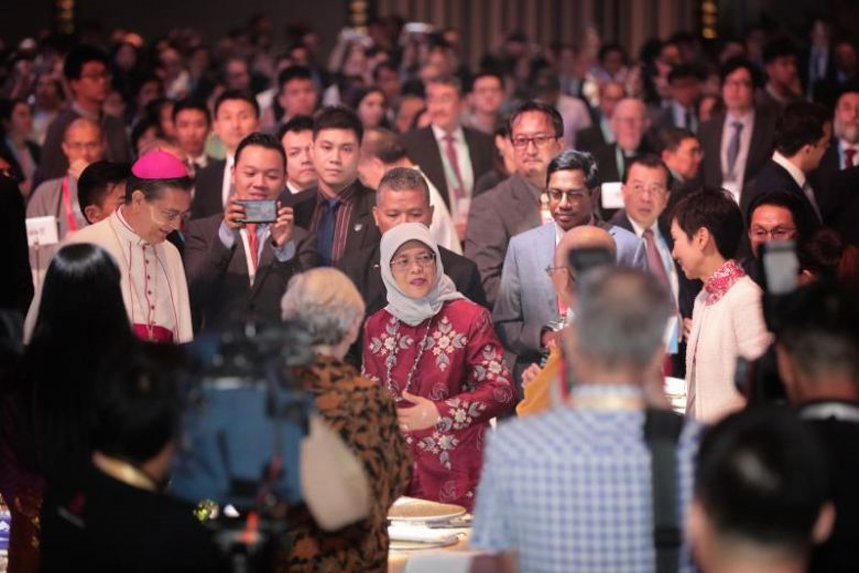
[379,223,464,326]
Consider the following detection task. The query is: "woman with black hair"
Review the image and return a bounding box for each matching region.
[0,243,133,573]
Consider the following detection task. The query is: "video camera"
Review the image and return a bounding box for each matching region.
[170,321,316,571]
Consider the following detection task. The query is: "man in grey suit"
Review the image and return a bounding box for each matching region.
[465,101,565,306]
[493,150,647,384]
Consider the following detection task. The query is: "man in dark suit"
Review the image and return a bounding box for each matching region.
[699,57,777,208]
[575,80,624,154]
[744,101,831,225]
[399,75,495,240]
[286,106,380,266]
[609,155,702,376]
[591,97,653,185]
[776,281,859,573]
[649,64,703,135]
[800,20,840,105]
[465,101,565,305]
[184,133,315,333]
[657,127,704,216]
[172,99,214,175]
[189,90,260,219]
[337,166,486,366]
[756,38,804,113]
[809,83,859,224]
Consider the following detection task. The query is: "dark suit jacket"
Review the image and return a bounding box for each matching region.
[337,241,487,366]
[399,126,495,210]
[808,142,851,225]
[610,210,702,319]
[189,159,226,220]
[743,160,823,225]
[699,107,777,201]
[0,139,40,185]
[464,173,543,306]
[822,166,859,247]
[0,175,34,317]
[286,180,381,263]
[182,214,316,333]
[575,124,607,154]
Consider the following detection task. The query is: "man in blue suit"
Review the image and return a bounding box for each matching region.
[493,150,647,385]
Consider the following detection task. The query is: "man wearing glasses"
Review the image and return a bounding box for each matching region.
[39,45,131,183]
[741,190,819,287]
[493,149,646,387]
[465,100,566,306]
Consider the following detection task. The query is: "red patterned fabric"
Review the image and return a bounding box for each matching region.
[702,259,746,306]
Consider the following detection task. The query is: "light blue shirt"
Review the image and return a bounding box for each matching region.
[217,220,296,263]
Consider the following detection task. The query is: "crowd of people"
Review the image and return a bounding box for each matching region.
[1,11,858,573]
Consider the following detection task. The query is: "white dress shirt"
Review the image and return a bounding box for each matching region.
[221,153,235,208]
[431,124,475,225]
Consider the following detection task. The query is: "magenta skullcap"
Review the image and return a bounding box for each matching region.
[131,149,189,179]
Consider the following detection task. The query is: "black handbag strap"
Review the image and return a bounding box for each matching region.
[644,408,685,573]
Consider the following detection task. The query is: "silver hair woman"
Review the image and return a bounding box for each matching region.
[278,268,412,572]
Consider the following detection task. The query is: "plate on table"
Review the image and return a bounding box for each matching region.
[388,496,466,523]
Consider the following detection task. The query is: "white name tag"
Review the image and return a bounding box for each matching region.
[600,182,624,210]
[26,216,59,247]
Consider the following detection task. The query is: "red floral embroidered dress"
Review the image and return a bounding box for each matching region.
[363,299,515,510]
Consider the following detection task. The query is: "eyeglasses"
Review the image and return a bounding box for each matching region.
[391,252,436,272]
[510,134,558,149]
[546,189,590,203]
[749,226,796,241]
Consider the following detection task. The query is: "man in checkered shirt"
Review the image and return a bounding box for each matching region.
[472,266,703,573]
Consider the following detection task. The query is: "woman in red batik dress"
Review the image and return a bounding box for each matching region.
[363,223,514,510]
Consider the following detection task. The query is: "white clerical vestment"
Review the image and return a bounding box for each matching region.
[25,208,193,343]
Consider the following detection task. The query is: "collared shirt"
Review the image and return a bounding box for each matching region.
[800,400,859,423]
[217,220,297,267]
[772,151,807,189]
[189,153,208,170]
[431,123,475,223]
[220,153,235,208]
[472,384,702,573]
[720,109,755,202]
[286,180,305,195]
[671,101,697,132]
[308,182,360,264]
[627,218,679,302]
[838,139,859,170]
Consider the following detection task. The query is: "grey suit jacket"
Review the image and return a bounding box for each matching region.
[464,173,543,306]
[493,221,647,381]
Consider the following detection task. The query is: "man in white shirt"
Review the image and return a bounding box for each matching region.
[612,155,703,376]
[744,101,831,224]
[189,90,260,219]
[399,75,495,240]
[277,115,318,195]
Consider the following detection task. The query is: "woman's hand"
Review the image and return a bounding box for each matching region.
[396,391,441,432]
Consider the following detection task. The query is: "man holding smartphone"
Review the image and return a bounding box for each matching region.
[183,133,316,333]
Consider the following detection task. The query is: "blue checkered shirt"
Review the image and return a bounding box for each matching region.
[471,385,702,573]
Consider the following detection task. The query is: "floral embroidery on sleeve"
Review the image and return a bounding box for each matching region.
[416,431,461,470]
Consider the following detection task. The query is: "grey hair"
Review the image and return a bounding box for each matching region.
[281,268,366,346]
[574,267,672,370]
[377,166,431,206]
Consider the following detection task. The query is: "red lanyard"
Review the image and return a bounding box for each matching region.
[61,176,78,233]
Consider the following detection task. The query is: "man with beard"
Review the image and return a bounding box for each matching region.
[809,83,859,229]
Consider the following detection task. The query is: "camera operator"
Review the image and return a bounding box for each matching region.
[775,280,859,572]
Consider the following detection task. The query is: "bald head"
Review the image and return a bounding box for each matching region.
[555,225,617,267]
[62,117,104,166]
[612,98,649,153]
